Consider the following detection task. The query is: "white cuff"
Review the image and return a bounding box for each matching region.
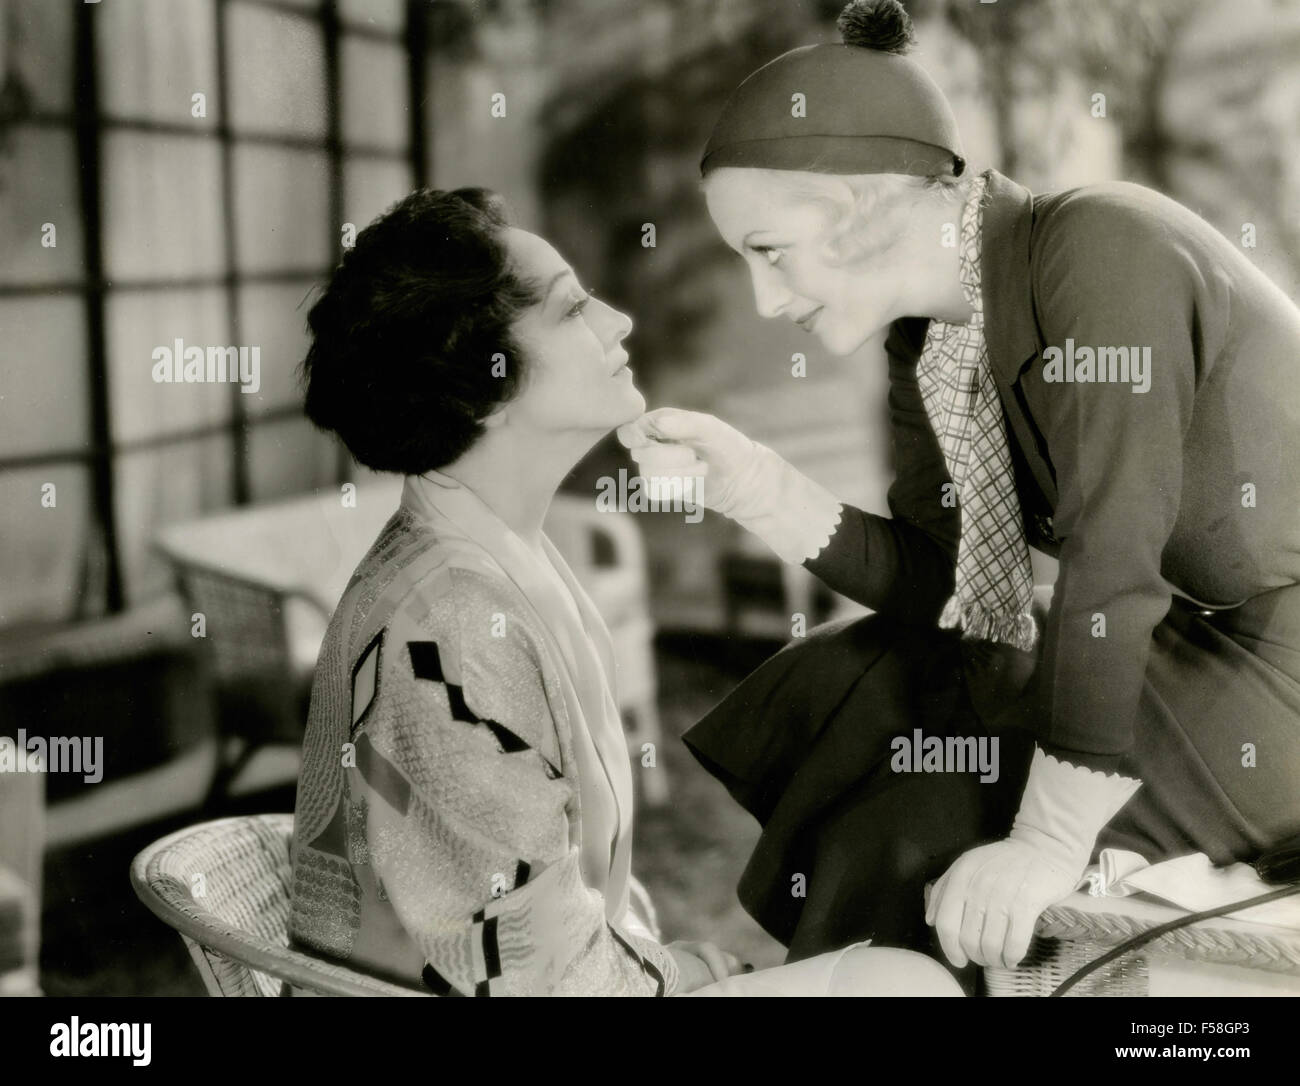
[1009,747,1141,874]
[724,443,844,565]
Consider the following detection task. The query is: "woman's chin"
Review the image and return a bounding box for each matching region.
[614,384,646,424]
[820,324,876,357]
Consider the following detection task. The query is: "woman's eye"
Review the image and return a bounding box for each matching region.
[756,247,783,267]
[566,295,591,319]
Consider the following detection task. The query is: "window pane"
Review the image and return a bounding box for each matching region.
[0,127,83,286]
[237,280,317,418]
[97,0,219,124]
[233,144,330,274]
[7,1,74,114]
[342,36,408,151]
[422,49,536,221]
[340,0,406,34]
[0,464,91,627]
[115,433,235,604]
[225,2,326,139]
[102,132,226,281]
[0,297,89,459]
[343,156,413,234]
[246,415,337,502]
[105,288,233,445]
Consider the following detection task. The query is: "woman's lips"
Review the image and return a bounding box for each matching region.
[795,307,823,332]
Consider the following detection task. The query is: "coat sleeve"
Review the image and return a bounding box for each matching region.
[1025,190,1202,768]
[803,318,961,625]
[351,570,678,996]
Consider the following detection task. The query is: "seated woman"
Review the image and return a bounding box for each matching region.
[286,187,959,996]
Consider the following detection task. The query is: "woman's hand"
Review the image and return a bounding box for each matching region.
[617,408,843,565]
[925,748,1143,971]
[924,838,1078,970]
[616,408,756,516]
[666,939,745,992]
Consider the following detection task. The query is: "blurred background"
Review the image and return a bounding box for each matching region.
[1,0,1297,995]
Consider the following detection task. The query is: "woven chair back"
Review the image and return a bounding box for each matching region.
[130,814,424,996]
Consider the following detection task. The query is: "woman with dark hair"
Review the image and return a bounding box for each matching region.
[621,0,1300,978]
[286,186,960,996]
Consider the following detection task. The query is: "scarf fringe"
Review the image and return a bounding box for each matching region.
[939,595,1039,652]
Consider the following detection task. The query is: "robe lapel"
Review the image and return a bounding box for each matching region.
[398,472,633,922]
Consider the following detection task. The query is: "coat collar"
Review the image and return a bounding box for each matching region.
[979,168,1042,383]
[975,169,1059,506]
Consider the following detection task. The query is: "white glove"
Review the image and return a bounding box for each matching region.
[926,747,1141,968]
[1009,747,1142,879]
[616,407,843,565]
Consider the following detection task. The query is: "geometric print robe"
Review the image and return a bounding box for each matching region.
[288,503,677,996]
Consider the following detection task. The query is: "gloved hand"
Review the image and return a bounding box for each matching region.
[925,747,1141,969]
[924,837,1078,970]
[616,407,843,565]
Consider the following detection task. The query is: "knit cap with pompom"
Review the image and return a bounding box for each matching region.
[836,0,917,55]
[700,1,964,178]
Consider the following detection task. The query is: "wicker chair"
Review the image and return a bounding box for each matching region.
[161,560,328,808]
[154,482,404,808]
[129,814,426,996]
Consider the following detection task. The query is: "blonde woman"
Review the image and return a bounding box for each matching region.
[621,0,1300,980]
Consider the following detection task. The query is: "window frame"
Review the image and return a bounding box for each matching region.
[0,0,430,620]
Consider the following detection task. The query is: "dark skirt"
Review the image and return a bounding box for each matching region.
[682,584,1300,962]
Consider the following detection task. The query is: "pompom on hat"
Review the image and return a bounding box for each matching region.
[700,0,964,179]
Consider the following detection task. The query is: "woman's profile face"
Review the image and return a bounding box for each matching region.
[502,227,644,435]
[704,168,908,356]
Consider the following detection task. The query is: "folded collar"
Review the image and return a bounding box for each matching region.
[979,169,1042,383]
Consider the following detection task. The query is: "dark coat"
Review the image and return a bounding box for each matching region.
[805,168,1300,767]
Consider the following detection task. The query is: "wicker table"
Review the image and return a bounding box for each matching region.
[985,889,1300,996]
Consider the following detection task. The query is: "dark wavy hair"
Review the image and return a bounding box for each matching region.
[299,187,540,473]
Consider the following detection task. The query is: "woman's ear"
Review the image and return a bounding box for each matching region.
[824,175,910,267]
[482,404,508,429]
[820,180,867,266]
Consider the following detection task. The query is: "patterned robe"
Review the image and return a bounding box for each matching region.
[288,482,677,996]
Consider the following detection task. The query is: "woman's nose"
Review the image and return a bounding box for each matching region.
[750,263,791,320]
[596,296,633,344]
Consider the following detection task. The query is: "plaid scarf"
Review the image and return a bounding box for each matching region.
[916,173,1038,652]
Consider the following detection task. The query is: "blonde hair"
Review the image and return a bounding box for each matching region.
[705,167,973,266]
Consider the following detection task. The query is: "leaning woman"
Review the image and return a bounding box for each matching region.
[621,0,1300,977]
[285,187,959,996]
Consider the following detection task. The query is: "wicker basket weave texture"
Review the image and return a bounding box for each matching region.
[130,814,425,996]
[1035,901,1300,973]
[984,936,1150,997]
[173,565,295,683]
[985,896,1300,997]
